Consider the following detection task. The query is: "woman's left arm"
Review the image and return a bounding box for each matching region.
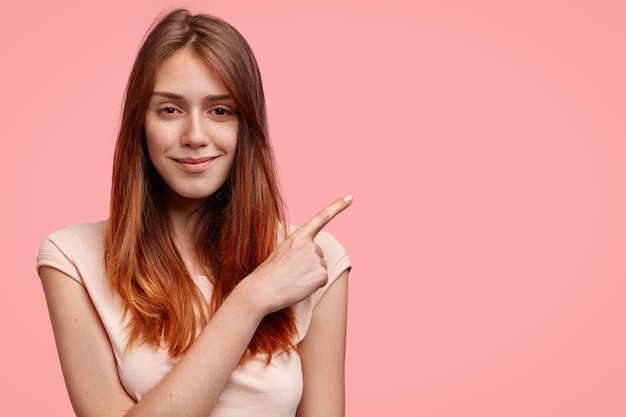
[296,270,349,417]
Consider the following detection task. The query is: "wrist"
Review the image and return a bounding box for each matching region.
[230,275,271,321]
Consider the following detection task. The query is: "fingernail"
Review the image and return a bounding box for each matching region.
[344,194,353,203]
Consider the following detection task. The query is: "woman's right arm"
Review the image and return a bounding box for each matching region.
[41,264,265,417]
[41,195,352,417]
[41,266,136,416]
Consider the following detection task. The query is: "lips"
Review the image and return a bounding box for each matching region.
[173,156,218,173]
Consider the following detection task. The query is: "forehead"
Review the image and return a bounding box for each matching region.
[153,49,228,95]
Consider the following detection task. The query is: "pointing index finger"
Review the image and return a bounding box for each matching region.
[297,195,353,239]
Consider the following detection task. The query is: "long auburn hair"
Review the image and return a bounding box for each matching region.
[104,9,296,360]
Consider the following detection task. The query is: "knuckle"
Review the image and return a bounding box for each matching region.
[315,264,328,280]
[317,271,329,287]
[302,241,316,253]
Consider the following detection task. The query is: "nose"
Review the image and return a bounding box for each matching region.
[181,112,210,148]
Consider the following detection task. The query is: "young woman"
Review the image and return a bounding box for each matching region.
[37,9,351,417]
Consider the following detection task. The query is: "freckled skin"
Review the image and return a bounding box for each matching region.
[144,49,239,211]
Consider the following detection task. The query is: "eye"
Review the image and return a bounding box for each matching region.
[160,106,179,114]
[211,107,230,117]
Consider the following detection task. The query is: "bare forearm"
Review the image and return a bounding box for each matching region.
[126,284,264,417]
[43,196,352,417]
[125,197,352,416]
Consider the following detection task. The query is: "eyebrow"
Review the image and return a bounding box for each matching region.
[151,91,233,101]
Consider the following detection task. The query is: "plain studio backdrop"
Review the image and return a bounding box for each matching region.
[1,0,625,415]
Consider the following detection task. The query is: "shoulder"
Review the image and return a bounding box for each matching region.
[311,228,351,305]
[286,224,352,296]
[285,223,351,278]
[286,223,352,343]
[285,223,348,256]
[37,220,108,284]
[40,220,108,256]
[314,230,349,261]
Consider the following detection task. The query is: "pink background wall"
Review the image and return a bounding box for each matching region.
[2,0,625,415]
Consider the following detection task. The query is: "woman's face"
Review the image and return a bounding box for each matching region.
[144,48,238,207]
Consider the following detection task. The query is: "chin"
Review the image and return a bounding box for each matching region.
[165,183,225,204]
[177,189,218,200]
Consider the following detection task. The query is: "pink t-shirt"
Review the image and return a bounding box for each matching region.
[37,221,350,416]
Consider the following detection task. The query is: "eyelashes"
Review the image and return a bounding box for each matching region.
[159,106,179,114]
[156,106,235,119]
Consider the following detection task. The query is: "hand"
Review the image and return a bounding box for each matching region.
[243,195,353,315]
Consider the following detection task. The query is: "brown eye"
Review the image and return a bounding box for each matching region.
[212,108,228,116]
[161,107,178,114]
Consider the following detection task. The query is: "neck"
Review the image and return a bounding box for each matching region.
[166,200,207,277]
[164,189,208,252]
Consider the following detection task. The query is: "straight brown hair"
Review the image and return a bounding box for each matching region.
[104,9,296,361]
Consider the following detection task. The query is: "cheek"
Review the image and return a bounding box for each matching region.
[225,121,240,154]
[227,136,238,156]
[143,121,168,169]
[144,117,175,152]
[227,136,239,167]
[213,120,239,158]
[221,135,238,177]
[144,130,159,164]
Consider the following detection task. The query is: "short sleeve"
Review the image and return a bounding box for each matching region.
[310,230,351,308]
[37,227,84,285]
[292,228,351,343]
